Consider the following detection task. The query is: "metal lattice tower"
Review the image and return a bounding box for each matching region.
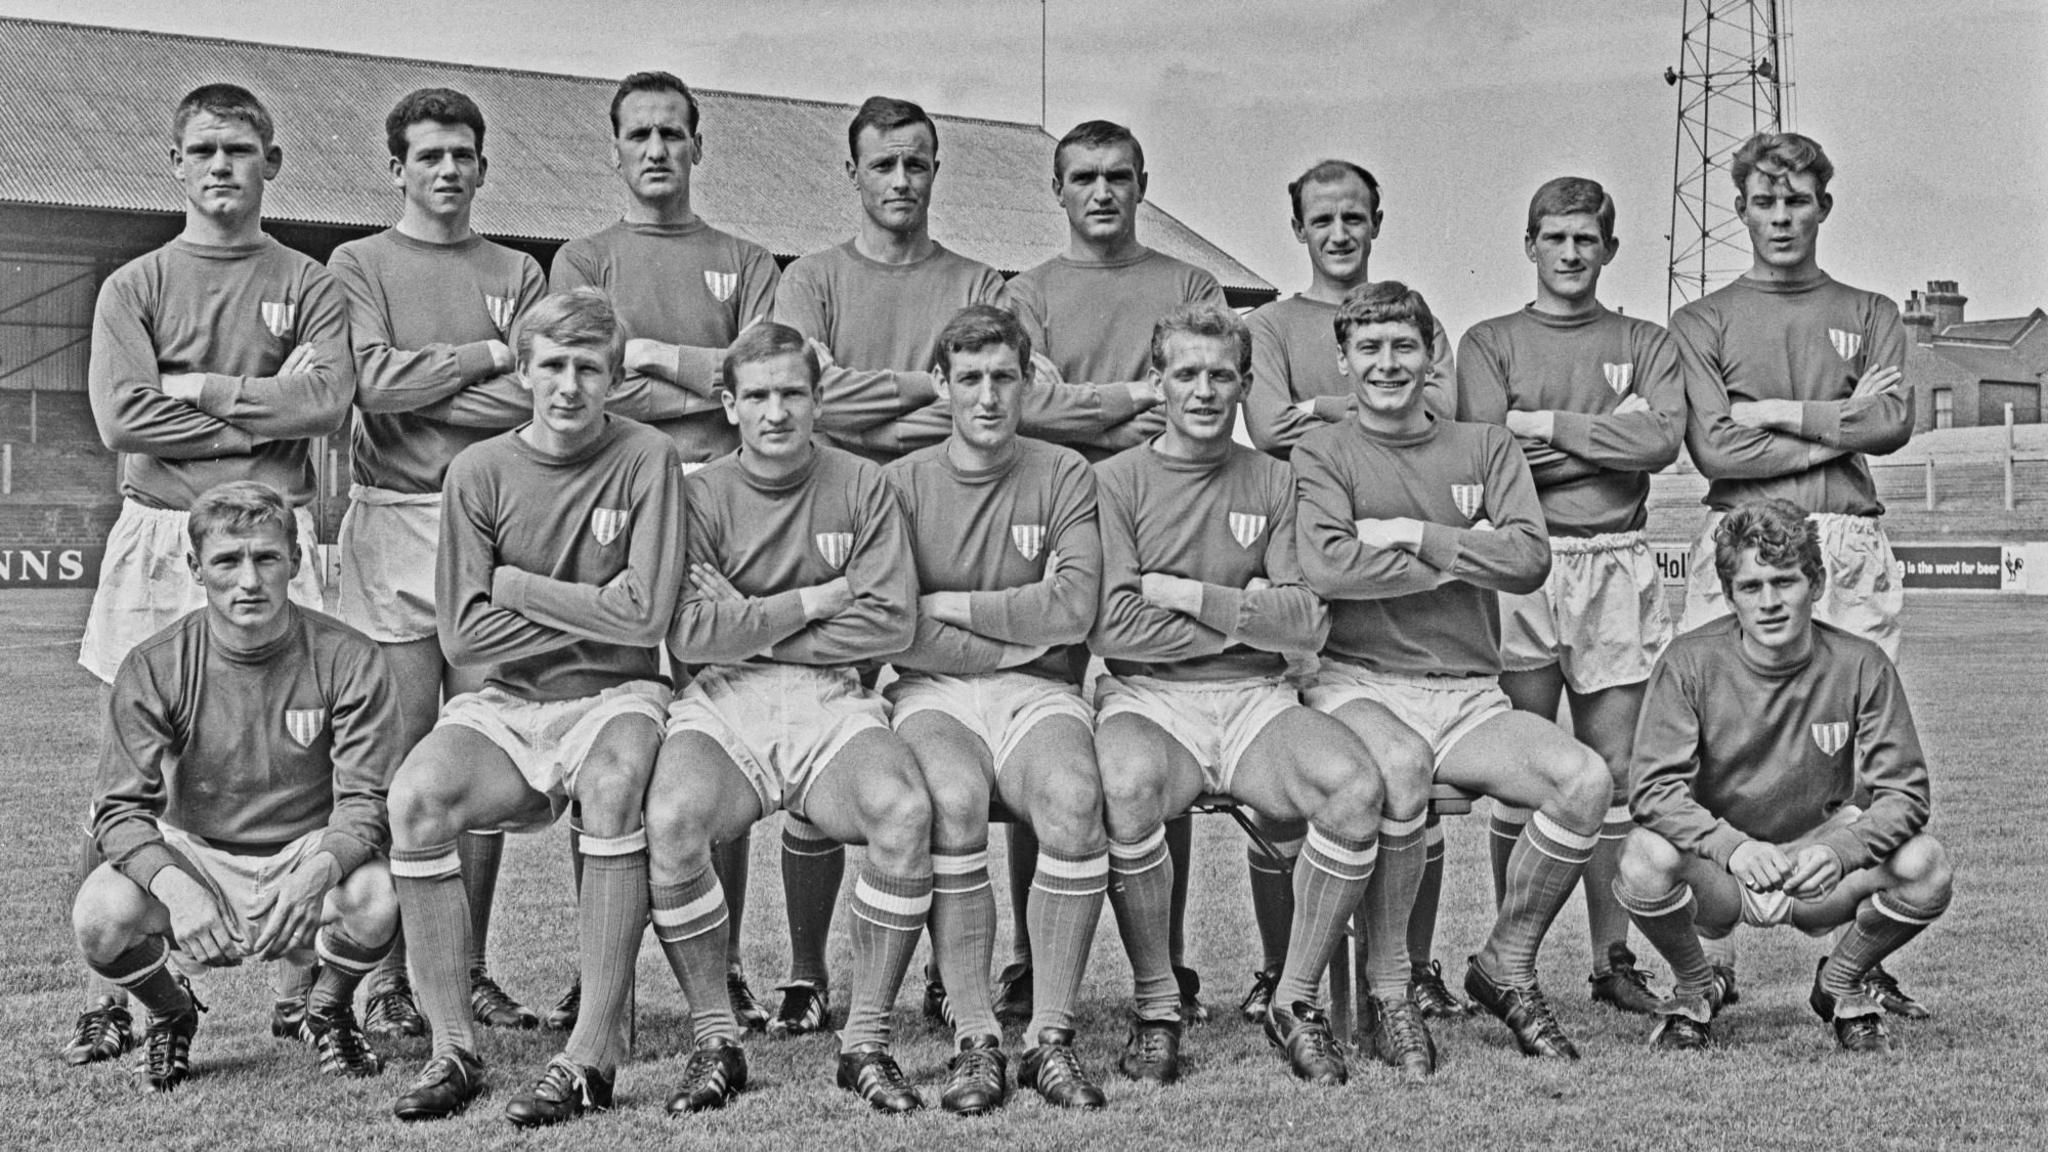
[1664,0,1795,315]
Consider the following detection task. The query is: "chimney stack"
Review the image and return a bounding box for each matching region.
[1902,288,1937,345]
[1922,279,1967,336]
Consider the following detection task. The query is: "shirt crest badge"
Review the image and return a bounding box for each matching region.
[1451,484,1485,520]
[1602,363,1633,395]
[1228,512,1268,549]
[1810,721,1850,756]
[815,531,853,571]
[1011,524,1045,562]
[590,507,628,546]
[485,294,516,336]
[1828,329,1862,360]
[260,301,295,339]
[704,271,737,302]
[284,709,326,748]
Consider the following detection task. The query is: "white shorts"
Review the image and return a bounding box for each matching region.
[887,670,1093,777]
[1094,673,1299,793]
[1501,531,1673,694]
[1305,660,1511,773]
[1680,511,1902,660]
[156,824,330,967]
[79,499,325,684]
[665,664,890,820]
[336,485,441,643]
[437,680,670,831]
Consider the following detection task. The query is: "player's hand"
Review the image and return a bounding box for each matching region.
[1728,399,1801,432]
[1140,572,1204,615]
[1355,517,1425,551]
[689,563,746,603]
[1041,550,1061,580]
[280,342,321,377]
[1245,576,1272,592]
[625,338,673,377]
[1851,364,1903,399]
[805,338,838,373]
[247,852,339,960]
[486,339,515,374]
[918,591,972,628]
[160,373,207,403]
[1615,393,1651,414]
[1504,409,1555,442]
[1782,843,1845,900]
[151,868,244,967]
[1727,840,1792,892]
[799,576,854,621]
[1124,378,1160,410]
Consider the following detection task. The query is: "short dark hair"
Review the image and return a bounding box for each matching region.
[610,71,699,136]
[384,87,486,161]
[847,95,937,162]
[1054,119,1144,180]
[1714,498,1826,595]
[1287,159,1380,224]
[1150,304,1252,377]
[1333,281,1436,350]
[173,83,275,148]
[721,322,820,393]
[1526,176,1616,243]
[512,288,625,377]
[1731,132,1835,196]
[187,481,296,556]
[934,304,1033,378]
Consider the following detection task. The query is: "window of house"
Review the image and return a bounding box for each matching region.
[1933,388,1954,429]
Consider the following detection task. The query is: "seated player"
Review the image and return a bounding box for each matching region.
[885,305,1108,1111]
[1294,281,1611,1061]
[1456,176,1686,1016]
[1093,304,1431,1084]
[645,323,933,1116]
[1617,499,1951,1053]
[384,290,686,1126]
[72,480,399,1093]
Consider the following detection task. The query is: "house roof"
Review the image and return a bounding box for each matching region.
[0,16,1273,296]
[1936,311,2045,346]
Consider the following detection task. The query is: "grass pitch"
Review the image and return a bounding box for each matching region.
[3,589,2041,1150]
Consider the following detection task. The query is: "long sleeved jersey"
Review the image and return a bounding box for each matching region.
[886,438,1100,680]
[1630,617,1930,874]
[1455,304,1686,536]
[439,416,686,701]
[1243,293,1456,457]
[1671,272,1911,516]
[1294,415,1549,676]
[94,605,398,892]
[89,237,355,509]
[1093,441,1327,680]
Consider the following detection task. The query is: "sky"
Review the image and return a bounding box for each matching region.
[15,0,2044,329]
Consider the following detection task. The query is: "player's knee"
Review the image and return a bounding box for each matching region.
[1543,743,1611,825]
[922,768,989,844]
[1314,767,1384,839]
[1617,827,1684,891]
[1373,728,1434,818]
[1030,764,1107,854]
[1890,834,1952,904]
[71,874,143,961]
[1098,763,1168,835]
[574,754,654,834]
[857,768,934,858]
[388,765,461,848]
[337,862,400,943]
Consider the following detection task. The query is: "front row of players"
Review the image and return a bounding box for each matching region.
[73,286,1950,1122]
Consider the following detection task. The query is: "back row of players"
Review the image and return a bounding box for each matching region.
[65,72,1951,1127]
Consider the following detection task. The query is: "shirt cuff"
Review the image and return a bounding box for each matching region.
[1414,523,1461,572]
[1193,583,1244,635]
[1547,411,1595,456]
[454,341,500,384]
[1700,824,1748,869]
[493,567,532,615]
[760,589,811,635]
[898,371,940,410]
[1312,394,1352,423]
[1800,401,1842,445]
[197,372,243,417]
[118,841,183,895]
[318,830,376,879]
[1816,826,1870,874]
[675,345,724,395]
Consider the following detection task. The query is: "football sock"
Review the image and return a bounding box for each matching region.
[1407,813,1447,968]
[1248,819,1304,972]
[1484,809,1597,985]
[1700,931,1738,969]
[568,814,584,893]
[458,830,504,974]
[390,841,476,1058]
[1362,813,1428,995]
[1165,814,1193,969]
[1006,822,1040,967]
[714,832,750,953]
[1821,889,1949,1006]
[1613,878,1714,1004]
[93,937,191,1021]
[1585,800,1636,970]
[781,815,843,987]
[564,831,649,1071]
[1274,823,1377,1008]
[310,924,390,1014]
[1487,803,1528,909]
[930,841,999,1041]
[1107,826,1178,1022]
[1023,844,1109,1036]
[839,866,933,1050]
[652,864,738,1045]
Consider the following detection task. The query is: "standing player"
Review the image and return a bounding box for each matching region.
[70,82,351,1065]
[886,305,1108,1111]
[1455,177,1686,1016]
[644,322,932,1115]
[1670,133,1920,1015]
[73,481,398,1092]
[1093,304,1433,1084]
[1618,499,1950,1053]
[327,86,548,1042]
[1238,161,1459,1020]
[1294,281,1611,1061]
[384,290,686,1126]
[547,68,780,1034]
